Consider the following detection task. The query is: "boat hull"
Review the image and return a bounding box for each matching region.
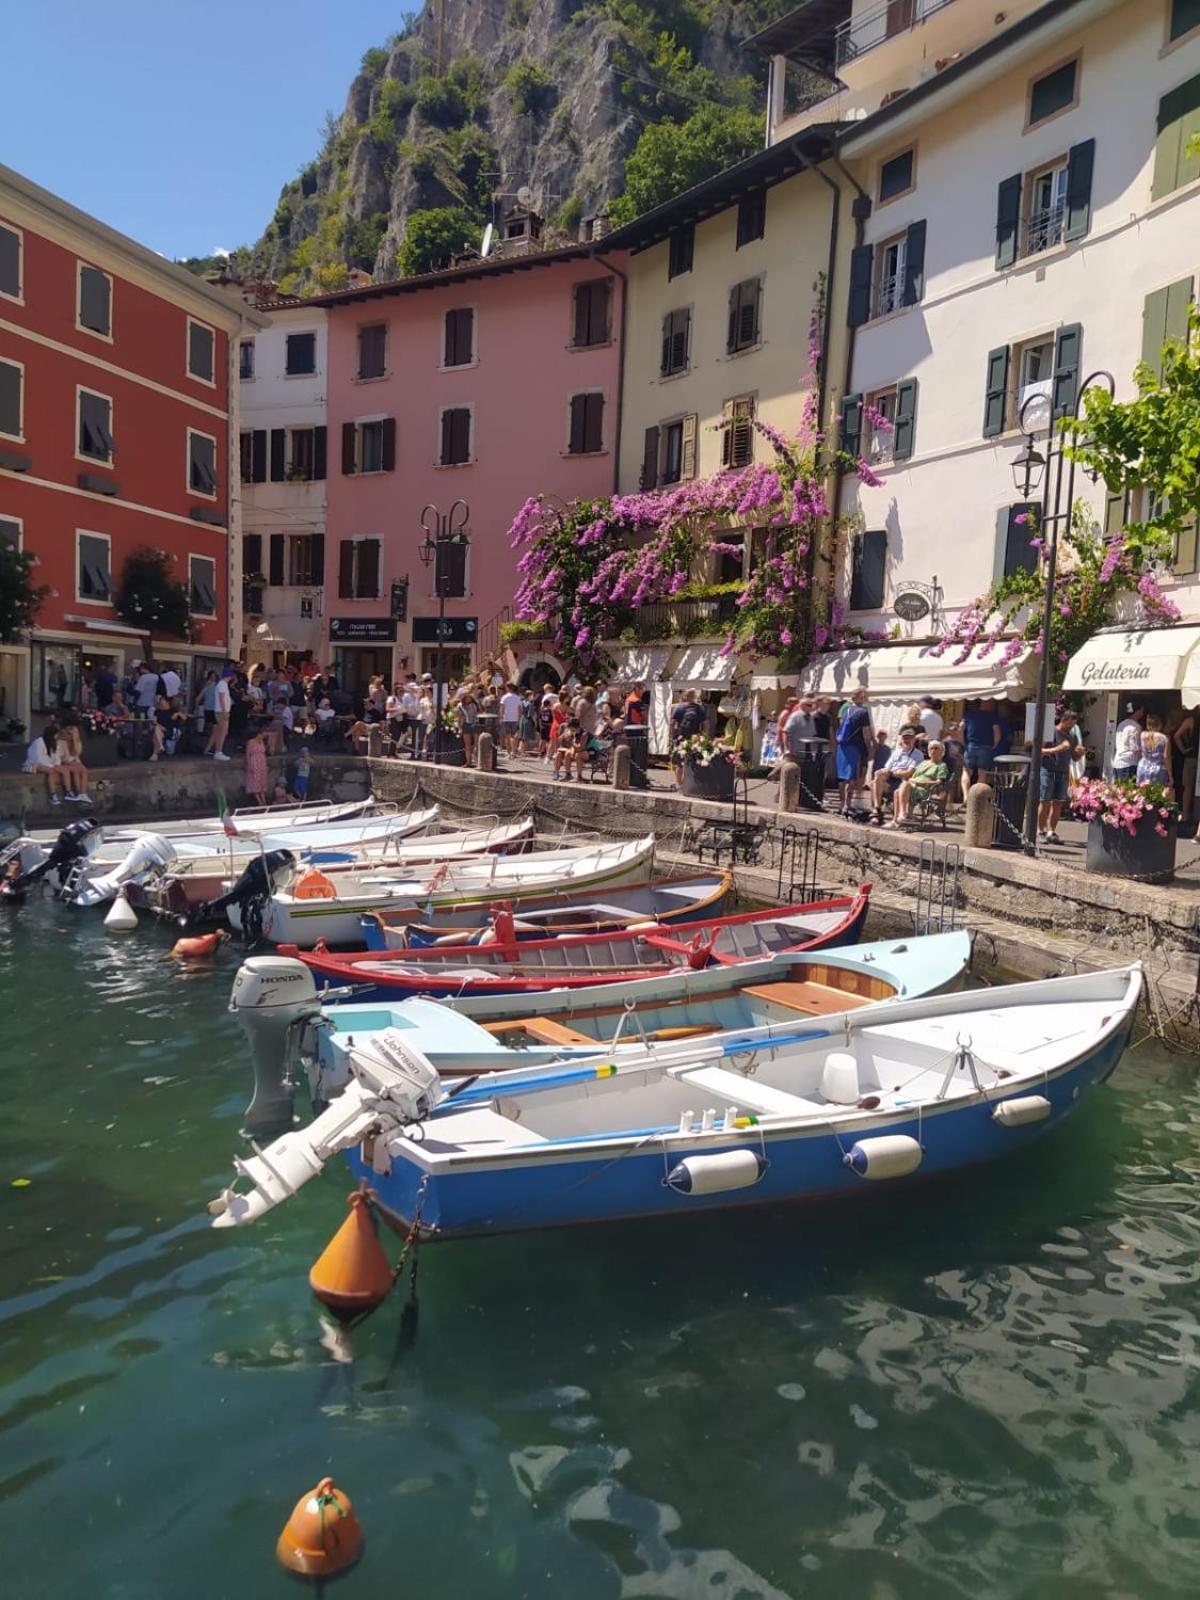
[345,1017,1131,1240]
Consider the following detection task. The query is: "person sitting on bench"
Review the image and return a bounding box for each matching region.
[889,739,950,828]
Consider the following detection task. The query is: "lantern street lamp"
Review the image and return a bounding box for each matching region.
[1011,369,1115,854]
[418,499,470,766]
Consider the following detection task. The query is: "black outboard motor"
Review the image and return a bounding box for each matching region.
[1,819,99,903]
[179,848,295,944]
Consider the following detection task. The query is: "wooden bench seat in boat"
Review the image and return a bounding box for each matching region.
[667,1064,823,1118]
[483,1017,596,1045]
[738,980,872,1017]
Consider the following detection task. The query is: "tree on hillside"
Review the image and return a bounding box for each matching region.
[398,207,477,276]
[609,103,762,224]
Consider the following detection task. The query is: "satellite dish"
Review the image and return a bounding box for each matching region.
[516,185,534,208]
[480,222,494,258]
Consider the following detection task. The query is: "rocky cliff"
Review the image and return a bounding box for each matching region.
[249,1,783,293]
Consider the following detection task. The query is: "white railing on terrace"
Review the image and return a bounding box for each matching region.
[835,0,961,73]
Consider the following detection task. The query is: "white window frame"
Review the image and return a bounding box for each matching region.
[356,321,390,382]
[352,414,388,475]
[188,552,218,618]
[658,415,687,486]
[76,260,114,343]
[873,235,907,319]
[284,329,319,378]
[0,356,25,442]
[1025,52,1081,134]
[186,317,217,388]
[439,305,478,371]
[866,384,899,465]
[287,533,322,588]
[1013,333,1055,425]
[75,528,113,607]
[286,424,318,481]
[75,384,115,467]
[186,427,219,500]
[660,304,694,380]
[0,219,24,306]
[239,338,256,381]
[0,512,24,551]
[877,145,917,207]
[565,389,607,457]
[436,402,475,468]
[1022,157,1069,259]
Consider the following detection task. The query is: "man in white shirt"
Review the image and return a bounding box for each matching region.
[206,675,232,759]
[499,684,523,754]
[918,696,943,743]
[135,663,160,714]
[1112,704,1144,781]
[161,667,182,700]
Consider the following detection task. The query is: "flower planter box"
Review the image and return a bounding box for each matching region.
[681,757,735,802]
[1085,818,1177,884]
[81,733,119,767]
[426,729,466,767]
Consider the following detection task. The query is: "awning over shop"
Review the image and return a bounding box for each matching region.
[669,644,734,690]
[795,643,1038,701]
[1064,625,1200,701]
[609,645,673,683]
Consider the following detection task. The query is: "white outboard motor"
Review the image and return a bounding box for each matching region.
[347,1028,447,1124]
[73,833,178,908]
[230,956,325,1138]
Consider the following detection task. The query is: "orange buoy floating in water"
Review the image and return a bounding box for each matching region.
[309,1192,394,1320]
[171,930,224,959]
[276,1476,363,1578]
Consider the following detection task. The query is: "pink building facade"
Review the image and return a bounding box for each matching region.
[315,246,627,696]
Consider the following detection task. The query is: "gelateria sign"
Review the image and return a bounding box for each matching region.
[1063,626,1200,694]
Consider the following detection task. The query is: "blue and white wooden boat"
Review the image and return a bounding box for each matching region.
[209,963,1139,1235]
[226,932,971,1135]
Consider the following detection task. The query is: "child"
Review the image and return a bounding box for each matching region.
[272,779,290,806]
[293,747,312,800]
[244,727,268,806]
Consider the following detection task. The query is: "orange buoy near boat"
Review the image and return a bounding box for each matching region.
[171,930,225,959]
[276,1476,363,1578]
[309,1192,394,1320]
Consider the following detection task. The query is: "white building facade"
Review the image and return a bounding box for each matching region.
[236,302,329,667]
[751,0,1200,747]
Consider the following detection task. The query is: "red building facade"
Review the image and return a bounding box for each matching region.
[0,163,260,726]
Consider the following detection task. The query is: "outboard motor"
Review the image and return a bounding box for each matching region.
[1,819,99,902]
[180,849,295,944]
[229,955,325,1138]
[72,832,177,908]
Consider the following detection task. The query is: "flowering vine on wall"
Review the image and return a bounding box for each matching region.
[506,281,883,669]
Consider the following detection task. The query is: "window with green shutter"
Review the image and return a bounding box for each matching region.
[850,531,887,611]
[1141,277,1194,379]
[996,504,1041,581]
[1152,73,1200,199]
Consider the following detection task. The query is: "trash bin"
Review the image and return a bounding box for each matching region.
[991,754,1029,851]
[793,739,827,812]
[625,727,649,790]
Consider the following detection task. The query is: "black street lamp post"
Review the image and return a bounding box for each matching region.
[418,499,470,766]
[1012,370,1114,854]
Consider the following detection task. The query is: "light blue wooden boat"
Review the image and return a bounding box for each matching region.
[210,957,1138,1239]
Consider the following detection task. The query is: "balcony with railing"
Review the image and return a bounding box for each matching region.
[632,592,741,641]
[1023,197,1066,259]
[834,0,961,73]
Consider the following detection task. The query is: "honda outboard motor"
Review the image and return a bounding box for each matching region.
[1,819,99,902]
[229,955,325,1138]
[181,848,295,944]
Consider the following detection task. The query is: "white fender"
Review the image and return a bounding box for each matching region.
[665,1150,767,1195]
[992,1095,1052,1127]
[844,1134,922,1179]
[104,891,139,931]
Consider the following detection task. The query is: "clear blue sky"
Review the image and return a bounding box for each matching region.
[2,0,413,260]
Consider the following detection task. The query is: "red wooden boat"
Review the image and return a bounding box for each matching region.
[282,884,872,1002]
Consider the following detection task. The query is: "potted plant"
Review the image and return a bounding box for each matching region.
[76,706,122,766]
[1071,777,1179,883]
[675,732,738,802]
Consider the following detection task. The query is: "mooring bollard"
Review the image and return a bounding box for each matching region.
[779,758,801,814]
[477,730,494,772]
[964,780,996,848]
[367,725,383,759]
[611,743,631,791]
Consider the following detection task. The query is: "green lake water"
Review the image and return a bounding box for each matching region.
[2,900,1199,1599]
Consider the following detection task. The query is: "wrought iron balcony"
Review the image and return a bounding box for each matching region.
[835,0,961,73]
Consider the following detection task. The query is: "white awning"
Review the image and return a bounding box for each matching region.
[796,642,1038,700]
[670,644,734,690]
[1064,625,1200,700]
[609,645,673,683]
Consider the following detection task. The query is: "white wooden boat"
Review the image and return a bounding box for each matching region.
[210,965,1141,1236]
[232,834,658,947]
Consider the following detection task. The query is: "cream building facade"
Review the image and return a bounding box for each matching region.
[750,0,1200,750]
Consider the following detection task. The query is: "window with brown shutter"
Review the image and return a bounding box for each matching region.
[358,323,387,379]
[444,308,474,367]
[285,331,316,375]
[736,189,766,248]
[436,540,468,598]
[242,532,262,578]
[239,431,254,483]
[661,308,690,377]
[721,396,755,469]
[727,279,761,354]
[668,222,694,280]
[440,407,472,465]
[338,539,355,598]
[356,538,380,598]
[641,425,660,490]
[572,280,611,348]
[660,414,698,484]
[568,393,604,455]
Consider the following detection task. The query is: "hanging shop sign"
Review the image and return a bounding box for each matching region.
[412,616,478,645]
[893,583,935,623]
[328,617,397,643]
